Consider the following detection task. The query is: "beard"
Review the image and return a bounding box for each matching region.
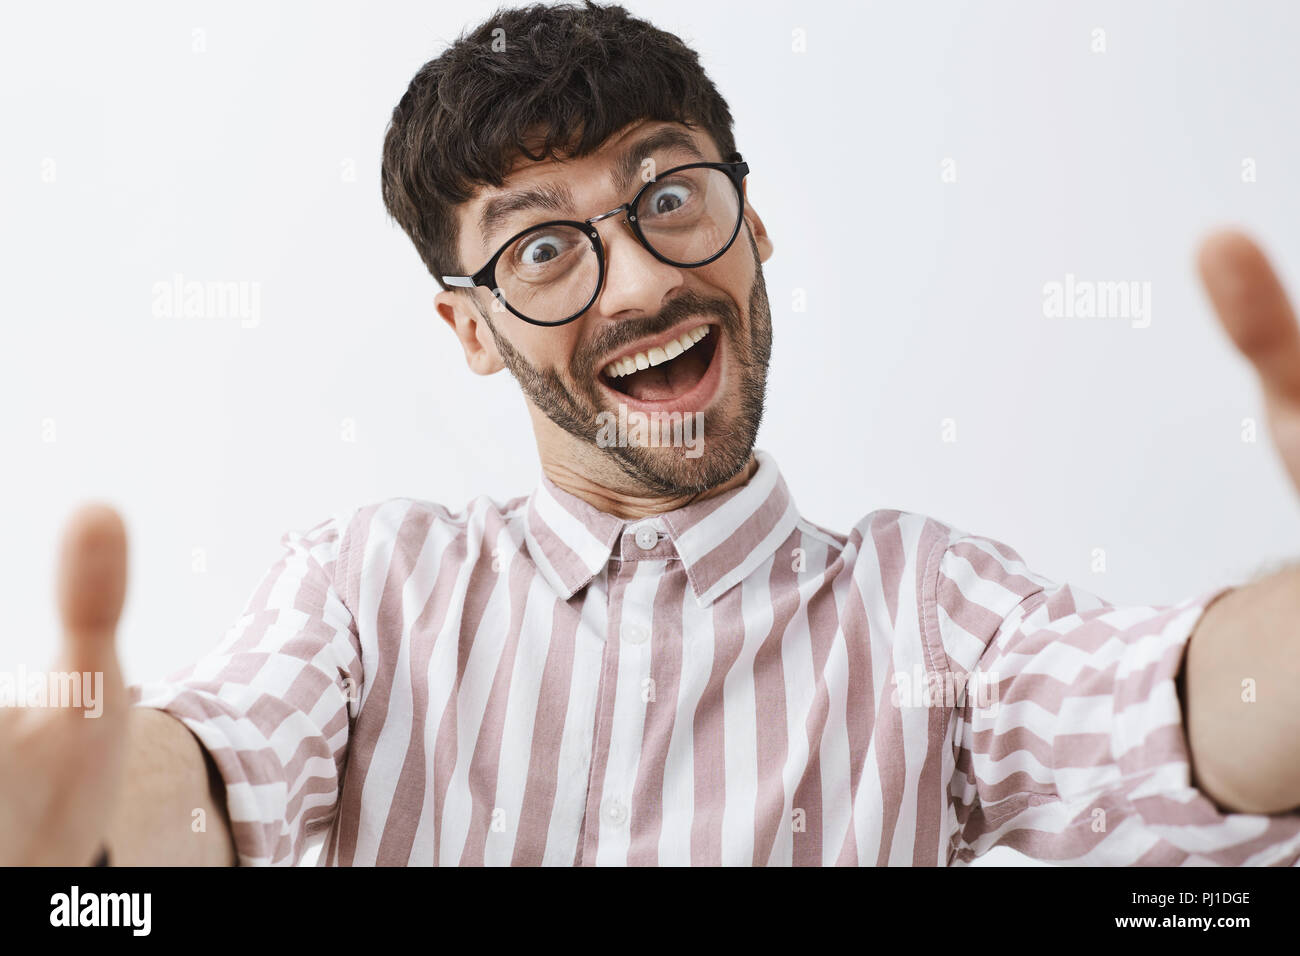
[481,230,773,497]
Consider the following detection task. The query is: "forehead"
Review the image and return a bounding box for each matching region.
[463,121,721,256]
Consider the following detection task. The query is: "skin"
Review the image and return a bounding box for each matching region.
[4,130,1299,866]
[1182,231,1300,814]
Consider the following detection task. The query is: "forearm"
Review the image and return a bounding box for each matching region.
[1183,565,1300,813]
[102,707,237,865]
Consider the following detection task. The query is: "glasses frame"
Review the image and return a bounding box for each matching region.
[441,160,750,327]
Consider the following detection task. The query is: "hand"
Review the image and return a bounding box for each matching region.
[0,504,130,865]
[1198,230,1300,492]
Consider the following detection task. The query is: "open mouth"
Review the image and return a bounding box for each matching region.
[598,323,720,404]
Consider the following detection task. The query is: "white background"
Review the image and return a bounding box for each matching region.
[4,0,1299,867]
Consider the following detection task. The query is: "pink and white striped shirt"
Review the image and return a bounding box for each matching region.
[129,449,1300,865]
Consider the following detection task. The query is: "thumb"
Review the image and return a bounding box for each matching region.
[56,502,128,675]
[1197,228,1300,406]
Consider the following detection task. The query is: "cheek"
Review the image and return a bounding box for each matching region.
[701,245,753,299]
[696,266,749,320]
[513,327,580,374]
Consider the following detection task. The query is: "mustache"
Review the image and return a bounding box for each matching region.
[573,291,739,379]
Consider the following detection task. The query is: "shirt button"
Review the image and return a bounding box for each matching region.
[634,526,658,551]
[605,798,628,826]
[625,623,649,645]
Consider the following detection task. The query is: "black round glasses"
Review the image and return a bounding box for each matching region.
[441,160,750,327]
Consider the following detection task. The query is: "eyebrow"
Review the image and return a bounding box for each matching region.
[475,126,707,250]
[609,126,705,196]
[477,181,574,250]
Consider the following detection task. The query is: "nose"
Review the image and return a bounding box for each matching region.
[590,213,683,317]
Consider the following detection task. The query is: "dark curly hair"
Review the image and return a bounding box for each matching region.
[380,1,740,291]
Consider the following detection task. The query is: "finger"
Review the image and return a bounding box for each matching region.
[1197,229,1300,405]
[56,503,127,674]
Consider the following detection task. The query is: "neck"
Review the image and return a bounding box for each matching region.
[542,453,758,520]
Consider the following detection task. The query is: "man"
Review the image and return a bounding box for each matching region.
[7,0,1300,866]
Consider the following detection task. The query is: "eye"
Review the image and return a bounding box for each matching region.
[644,181,694,217]
[505,225,587,284]
[518,233,566,265]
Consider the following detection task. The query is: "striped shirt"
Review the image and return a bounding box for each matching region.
[129,449,1300,865]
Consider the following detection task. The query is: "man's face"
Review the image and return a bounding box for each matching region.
[437,119,775,497]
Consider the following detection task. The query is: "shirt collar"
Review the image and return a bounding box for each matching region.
[522,449,799,606]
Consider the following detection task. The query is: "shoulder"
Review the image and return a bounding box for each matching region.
[847,508,1054,643]
[322,491,531,562]
[284,492,529,611]
[847,508,1041,580]
[846,508,971,573]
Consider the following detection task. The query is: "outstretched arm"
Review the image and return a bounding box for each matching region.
[1183,231,1300,814]
[0,505,235,865]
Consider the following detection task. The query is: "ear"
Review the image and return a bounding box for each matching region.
[741,179,773,263]
[435,289,506,376]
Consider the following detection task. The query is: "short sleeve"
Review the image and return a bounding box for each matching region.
[926,527,1300,865]
[128,510,363,866]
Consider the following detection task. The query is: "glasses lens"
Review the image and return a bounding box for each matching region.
[495,223,599,324]
[634,166,742,266]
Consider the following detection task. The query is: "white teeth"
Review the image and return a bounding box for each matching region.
[602,324,712,379]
